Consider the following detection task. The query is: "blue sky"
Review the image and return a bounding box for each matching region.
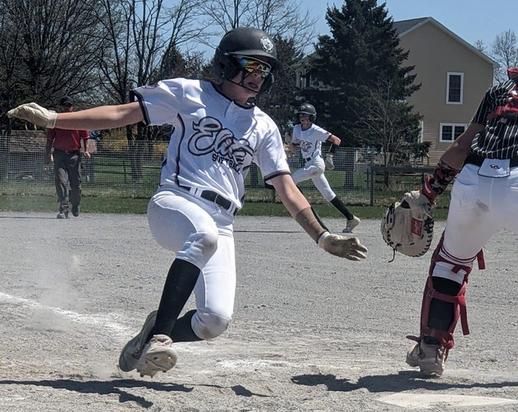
[300,0,517,52]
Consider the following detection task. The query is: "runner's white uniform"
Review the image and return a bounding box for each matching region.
[291,123,336,201]
[132,78,290,338]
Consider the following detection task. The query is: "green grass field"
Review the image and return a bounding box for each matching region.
[0,157,450,219]
[0,191,449,220]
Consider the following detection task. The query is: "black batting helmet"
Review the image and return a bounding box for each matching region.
[213,27,279,93]
[297,103,317,121]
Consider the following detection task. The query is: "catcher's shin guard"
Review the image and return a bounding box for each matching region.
[420,275,467,350]
[418,235,485,349]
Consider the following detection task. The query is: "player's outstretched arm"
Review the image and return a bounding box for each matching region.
[270,174,367,261]
[8,101,143,130]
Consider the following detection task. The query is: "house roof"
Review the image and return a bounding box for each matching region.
[393,17,497,67]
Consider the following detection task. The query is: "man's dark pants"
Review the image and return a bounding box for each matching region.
[53,150,81,212]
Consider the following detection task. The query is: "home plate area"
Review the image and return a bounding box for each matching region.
[378,393,518,409]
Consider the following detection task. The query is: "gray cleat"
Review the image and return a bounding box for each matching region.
[119,310,157,372]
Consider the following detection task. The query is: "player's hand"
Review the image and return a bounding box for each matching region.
[83,151,91,160]
[284,143,296,156]
[325,153,335,170]
[318,232,368,260]
[7,102,57,129]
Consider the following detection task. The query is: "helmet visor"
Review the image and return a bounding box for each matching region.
[236,56,272,79]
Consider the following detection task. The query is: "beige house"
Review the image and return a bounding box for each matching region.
[394,17,496,163]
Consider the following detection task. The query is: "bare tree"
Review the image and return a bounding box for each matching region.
[158,0,207,78]
[474,39,486,53]
[0,0,106,107]
[492,30,518,83]
[96,0,205,181]
[199,0,317,53]
[354,80,422,173]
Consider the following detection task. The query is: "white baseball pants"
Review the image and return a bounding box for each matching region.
[147,187,236,339]
[291,156,336,201]
[434,163,518,283]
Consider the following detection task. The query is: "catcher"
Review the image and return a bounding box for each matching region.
[383,67,518,377]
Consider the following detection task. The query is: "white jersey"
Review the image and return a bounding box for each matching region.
[132,78,290,210]
[292,123,330,160]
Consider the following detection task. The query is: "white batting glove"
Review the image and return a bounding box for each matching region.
[325,153,335,170]
[318,232,368,261]
[7,102,57,129]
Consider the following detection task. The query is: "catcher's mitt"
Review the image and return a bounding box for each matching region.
[381,191,434,258]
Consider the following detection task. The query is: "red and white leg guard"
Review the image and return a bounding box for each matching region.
[418,234,485,350]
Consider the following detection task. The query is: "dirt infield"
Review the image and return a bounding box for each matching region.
[1,212,518,411]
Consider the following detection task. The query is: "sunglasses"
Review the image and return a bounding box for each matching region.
[237,57,272,78]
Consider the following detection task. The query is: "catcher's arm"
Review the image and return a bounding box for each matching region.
[423,122,484,202]
[271,174,367,261]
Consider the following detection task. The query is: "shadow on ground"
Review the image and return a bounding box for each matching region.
[291,371,518,393]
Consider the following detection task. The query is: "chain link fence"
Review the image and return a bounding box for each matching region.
[0,130,438,207]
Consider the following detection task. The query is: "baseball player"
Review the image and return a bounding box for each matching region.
[287,103,360,233]
[8,27,367,378]
[405,67,518,377]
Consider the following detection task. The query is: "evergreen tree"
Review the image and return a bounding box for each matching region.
[305,0,421,160]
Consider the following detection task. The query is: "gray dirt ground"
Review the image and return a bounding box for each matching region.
[1,212,518,411]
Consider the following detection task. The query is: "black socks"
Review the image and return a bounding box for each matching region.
[149,259,201,341]
[330,196,354,220]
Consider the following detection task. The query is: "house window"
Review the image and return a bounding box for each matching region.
[419,120,424,143]
[440,123,466,142]
[446,72,463,104]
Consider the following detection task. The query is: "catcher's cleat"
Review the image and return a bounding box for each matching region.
[406,338,445,377]
[119,310,157,372]
[56,211,65,219]
[135,334,177,377]
[343,216,360,233]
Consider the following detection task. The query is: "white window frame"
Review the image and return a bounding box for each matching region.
[439,123,467,142]
[446,72,464,104]
[418,120,424,143]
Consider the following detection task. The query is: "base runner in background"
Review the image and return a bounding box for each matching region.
[286,103,360,233]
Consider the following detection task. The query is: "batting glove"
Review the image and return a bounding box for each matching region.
[324,153,335,170]
[7,102,57,129]
[318,231,368,261]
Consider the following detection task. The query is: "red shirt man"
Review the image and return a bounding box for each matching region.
[46,96,91,218]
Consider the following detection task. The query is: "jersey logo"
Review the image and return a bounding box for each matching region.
[300,140,313,152]
[188,116,254,173]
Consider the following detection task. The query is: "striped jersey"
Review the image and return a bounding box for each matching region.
[471,79,518,159]
[131,78,290,209]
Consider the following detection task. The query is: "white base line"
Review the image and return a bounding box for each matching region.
[0,291,132,338]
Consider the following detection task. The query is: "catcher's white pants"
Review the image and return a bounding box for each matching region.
[147,187,236,339]
[291,156,336,201]
[434,163,518,284]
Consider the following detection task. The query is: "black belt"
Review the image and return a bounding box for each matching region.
[465,153,518,168]
[179,185,237,214]
[55,149,80,155]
